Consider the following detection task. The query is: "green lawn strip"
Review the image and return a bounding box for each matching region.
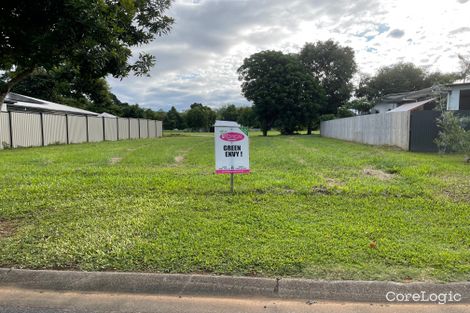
[0,134,469,282]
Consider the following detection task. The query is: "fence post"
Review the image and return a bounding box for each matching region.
[138,119,141,138]
[65,114,69,144]
[116,118,119,140]
[39,112,45,146]
[128,118,131,139]
[8,111,13,148]
[85,115,89,143]
[147,119,150,138]
[102,117,106,141]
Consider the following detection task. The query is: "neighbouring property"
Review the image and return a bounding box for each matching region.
[321,82,470,152]
[0,93,162,149]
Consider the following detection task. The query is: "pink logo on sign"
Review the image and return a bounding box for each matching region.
[220,132,244,142]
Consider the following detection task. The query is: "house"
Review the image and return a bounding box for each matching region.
[446,82,470,110]
[321,82,470,152]
[370,86,443,113]
[371,82,470,114]
[1,93,98,116]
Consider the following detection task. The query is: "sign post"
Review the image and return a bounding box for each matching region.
[214,120,250,192]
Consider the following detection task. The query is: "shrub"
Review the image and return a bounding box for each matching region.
[435,111,470,159]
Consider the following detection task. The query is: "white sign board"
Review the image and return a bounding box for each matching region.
[214,120,250,174]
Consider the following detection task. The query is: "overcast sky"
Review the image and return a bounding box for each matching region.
[108,0,470,111]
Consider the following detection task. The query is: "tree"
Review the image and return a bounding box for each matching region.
[299,40,357,115]
[185,103,216,132]
[356,63,459,101]
[0,0,174,104]
[10,68,161,118]
[435,99,470,158]
[217,104,239,121]
[237,107,258,128]
[458,54,470,83]
[164,106,185,130]
[347,98,374,115]
[238,51,324,135]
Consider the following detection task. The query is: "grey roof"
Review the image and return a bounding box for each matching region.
[379,85,446,104]
[388,98,435,112]
[3,93,99,116]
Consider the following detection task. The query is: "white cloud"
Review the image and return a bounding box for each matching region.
[108,0,470,111]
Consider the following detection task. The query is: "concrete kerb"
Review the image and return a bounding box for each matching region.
[1,268,469,304]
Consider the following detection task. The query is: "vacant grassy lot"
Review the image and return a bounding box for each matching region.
[0,133,469,282]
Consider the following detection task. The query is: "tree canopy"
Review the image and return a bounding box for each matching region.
[164,106,186,130]
[185,103,216,132]
[9,68,161,119]
[238,50,324,135]
[0,0,174,103]
[356,63,460,101]
[299,40,357,115]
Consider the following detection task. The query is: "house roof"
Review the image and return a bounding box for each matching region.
[3,93,99,116]
[379,86,446,104]
[388,98,436,112]
[446,81,470,88]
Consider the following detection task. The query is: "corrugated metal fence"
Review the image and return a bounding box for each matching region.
[0,111,162,149]
[320,110,470,152]
[320,112,410,150]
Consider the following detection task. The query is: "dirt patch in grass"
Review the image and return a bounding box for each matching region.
[109,157,122,165]
[0,220,17,238]
[362,167,395,180]
[174,155,185,164]
[325,178,344,187]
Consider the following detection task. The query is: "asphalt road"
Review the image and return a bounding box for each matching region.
[1,287,469,313]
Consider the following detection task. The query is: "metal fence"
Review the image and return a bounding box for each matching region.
[320,112,410,150]
[320,110,470,152]
[0,111,163,149]
[409,110,470,152]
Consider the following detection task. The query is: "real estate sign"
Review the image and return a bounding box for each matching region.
[214,120,250,174]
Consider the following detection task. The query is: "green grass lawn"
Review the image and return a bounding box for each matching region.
[0,133,469,282]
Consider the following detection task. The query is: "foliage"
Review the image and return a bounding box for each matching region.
[0,0,174,103]
[238,50,324,135]
[164,106,186,130]
[458,54,470,82]
[185,103,216,131]
[217,104,239,121]
[0,134,469,282]
[299,40,357,115]
[319,114,336,122]
[237,106,259,128]
[435,109,470,156]
[336,106,355,118]
[216,105,259,128]
[9,68,162,119]
[346,98,374,115]
[356,63,459,101]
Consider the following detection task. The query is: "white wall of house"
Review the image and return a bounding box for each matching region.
[447,87,460,110]
[447,84,470,110]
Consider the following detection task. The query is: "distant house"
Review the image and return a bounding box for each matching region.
[370,86,443,114]
[321,81,470,152]
[371,82,470,114]
[1,93,98,116]
[446,82,470,110]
